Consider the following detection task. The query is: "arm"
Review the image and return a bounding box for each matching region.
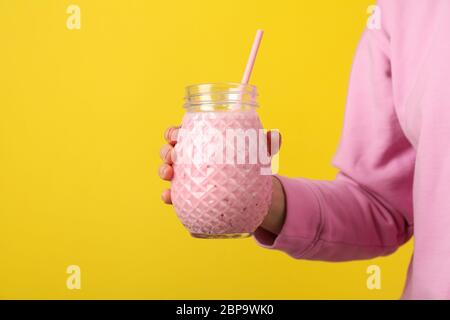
[254,26,415,261]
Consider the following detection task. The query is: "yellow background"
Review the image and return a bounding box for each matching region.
[0,0,413,299]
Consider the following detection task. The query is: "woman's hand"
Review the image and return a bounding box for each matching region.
[158,126,286,235]
[159,126,179,204]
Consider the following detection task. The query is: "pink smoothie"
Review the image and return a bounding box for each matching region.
[171,109,272,238]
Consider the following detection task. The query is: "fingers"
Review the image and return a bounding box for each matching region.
[158,163,174,181]
[159,144,174,164]
[159,153,174,204]
[267,131,282,155]
[161,189,172,204]
[161,126,179,205]
[164,126,180,145]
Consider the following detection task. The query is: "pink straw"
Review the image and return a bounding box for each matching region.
[241,29,264,84]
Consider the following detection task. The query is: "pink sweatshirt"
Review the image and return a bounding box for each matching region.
[254,0,450,299]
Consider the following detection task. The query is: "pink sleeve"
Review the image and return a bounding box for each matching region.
[254,27,415,261]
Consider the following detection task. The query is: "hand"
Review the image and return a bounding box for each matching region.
[158,126,286,235]
[159,126,179,204]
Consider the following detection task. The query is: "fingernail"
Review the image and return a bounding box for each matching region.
[171,129,178,141]
[165,128,172,141]
[163,146,170,160]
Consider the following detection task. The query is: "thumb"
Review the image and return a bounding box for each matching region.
[267,130,282,156]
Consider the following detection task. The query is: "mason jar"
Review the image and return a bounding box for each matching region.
[171,83,273,239]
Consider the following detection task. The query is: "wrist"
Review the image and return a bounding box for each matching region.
[260,176,286,235]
